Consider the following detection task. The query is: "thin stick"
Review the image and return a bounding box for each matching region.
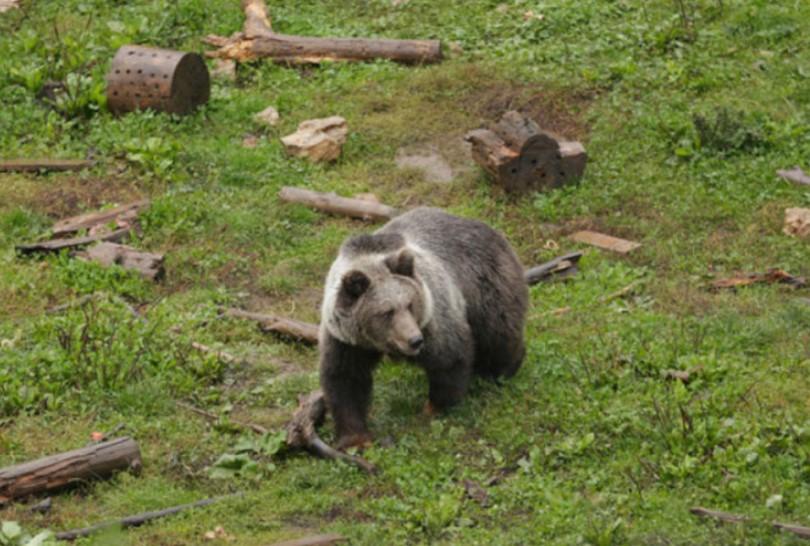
[176,401,268,435]
[223,307,319,345]
[690,506,810,540]
[524,251,583,285]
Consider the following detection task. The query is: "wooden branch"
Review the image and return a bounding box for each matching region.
[176,401,268,435]
[52,199,149,237]
[55,495,239,541]
[690,506,810,541]
[0,437,141,504]
[0,159,95,173]
[16,227,131,254]
[279,186,397,222]
[76,242,165,281]
[223,307,320,345]
[286,390,377,474]
[205,0,440,64]
[269,534,347,546]
[524,251,583,285]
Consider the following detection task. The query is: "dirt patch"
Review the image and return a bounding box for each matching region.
[20,174,144,219]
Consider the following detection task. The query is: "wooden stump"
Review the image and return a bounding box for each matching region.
[465,111,586,194]
[0,437,142,504]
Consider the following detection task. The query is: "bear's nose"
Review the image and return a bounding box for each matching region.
[408,335,424,351]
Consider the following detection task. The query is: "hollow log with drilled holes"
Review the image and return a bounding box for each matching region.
[465,111,587,194]
[204,0,441,65]
[0,437,142,504]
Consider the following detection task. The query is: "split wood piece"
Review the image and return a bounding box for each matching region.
[777,167,810,186]
[0,437,141,505]
[570,230,641,254]
[464,111,587,194]
[524,251,583,285]
[690,507,810,541]
[76,242,165,281]
[52,199,150,237]
[15,227,131,255]
[224,307,319,345]
[281,116,348,162]
[0,159,95,173]
[286,390,377,474]
[55,494,239,541]
[711,269,806,290]
[784,207,810,238]
[279,186,397,222]
[176,401,269,435]
[204,0,441,65]
[269,534,347,546]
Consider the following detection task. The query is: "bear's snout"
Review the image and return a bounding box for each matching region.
[408,334,424,352]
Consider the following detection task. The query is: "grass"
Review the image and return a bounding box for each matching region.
[1,0,810,544]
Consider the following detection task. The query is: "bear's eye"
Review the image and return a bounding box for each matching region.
[383,309,394,319]
[408,303,414,313]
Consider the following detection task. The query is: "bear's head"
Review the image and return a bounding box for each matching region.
[334,248,431,357]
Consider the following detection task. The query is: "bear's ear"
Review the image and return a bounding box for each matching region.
[339,270,370,305]
[385,250,414,277]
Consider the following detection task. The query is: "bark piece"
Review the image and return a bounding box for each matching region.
[16,228,131,254]
[711,269,806,290]
[281,116,347,162]
[76,242,164,281]
[777,167,810,186]
[0,437,142,505]
[286,390,377,474]
[269,534,347,546]
[524,251,583,285]
[255,105,280,126]
[55,495,238,541]
[570,230,640,254]
[0,159,95,172]
[465,111,586,194]
[279,186,397,221]
[224,307,319,345]
[52,200,149,237]
[784,207,810,238]
[204,0,440,65]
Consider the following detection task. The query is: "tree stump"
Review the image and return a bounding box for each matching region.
[465,111,587,194]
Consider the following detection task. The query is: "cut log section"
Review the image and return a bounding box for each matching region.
[76,242,165,281]
[0,159,95,173]
[279,186,397,221]
[15,227,131,255]
[465,111,587,194]
[0,437,142,504]
[524,251,583,285]
[570,230,641,254]
[223,307,319,345]
[204,0,441,65]
[52,199,150,237]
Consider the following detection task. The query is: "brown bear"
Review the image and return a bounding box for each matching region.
[319,207,528,449]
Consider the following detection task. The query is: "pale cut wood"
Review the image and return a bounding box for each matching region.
[269,534,347,546]
[0,159,95,172]
[204,0,441,65]
[16,227,131,254]
[0,437,141,504]
[784,207,810,238]
[570,230,641,254]
[77,242,164,281]
[281,116,348,162]
[279,186,397,221]
[52,200,150,236]
[55,495,238,541]
[224,307,319,345]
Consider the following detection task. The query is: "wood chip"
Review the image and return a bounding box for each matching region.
[784,207,810,238]
[281,116,347,162]
[570,230,641,254]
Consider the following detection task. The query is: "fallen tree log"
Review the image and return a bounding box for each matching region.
[279,186,397,222]
[0,437,141,504]
[55,494,239,541]
[76,242,165,281]
[52,199,149,237]
[0,159,95,173]
[286,390,377,474]
[465,111,587,194]
[224,307,319,344]
[15,227,131,254]
[524,251,583,285]
[204,0,441,65]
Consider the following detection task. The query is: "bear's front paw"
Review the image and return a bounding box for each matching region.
[336,432,373,451]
